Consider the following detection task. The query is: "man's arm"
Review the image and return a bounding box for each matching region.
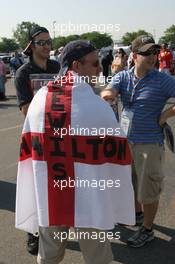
[15,67,33,116]
[159,105,175,126]
[100,72,122,101]
[21,103,30,116]
[100,88,118,103]
[160,74,175,126]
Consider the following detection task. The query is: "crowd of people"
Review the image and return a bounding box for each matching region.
[1,25,175,263]
[1,35,175,104]
[100,42,175,80]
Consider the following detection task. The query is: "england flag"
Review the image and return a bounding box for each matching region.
[15,71,135,234]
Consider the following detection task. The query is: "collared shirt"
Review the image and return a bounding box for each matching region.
[15,59,60,107]
[109,67,175,143]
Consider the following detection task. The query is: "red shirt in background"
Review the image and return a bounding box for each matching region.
[159,49,173,72]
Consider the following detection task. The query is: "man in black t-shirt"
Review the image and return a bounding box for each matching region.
[15,26,60,255]
[15,26,60,116]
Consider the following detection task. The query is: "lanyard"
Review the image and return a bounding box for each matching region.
[128,75,142,108]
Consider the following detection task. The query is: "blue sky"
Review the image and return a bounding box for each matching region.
[0,0,174,42]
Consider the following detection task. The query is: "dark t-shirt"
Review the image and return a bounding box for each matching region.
[15,59,60,107]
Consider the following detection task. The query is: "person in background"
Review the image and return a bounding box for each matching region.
[10,51,23,77]
[52,49,59,61]
[15,25,60,255]
[15,26,60,116]
[109,48,128,121]
[101,49,113,82]
[0,57,7,100]
[57,46,64,63]
[172,46,175,74]
[127,51,135,70]
[159,43,173,75]
[111,48,128,74]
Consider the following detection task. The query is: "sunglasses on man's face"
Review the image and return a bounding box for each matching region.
[137,49,159,56]
[33,39,52,46]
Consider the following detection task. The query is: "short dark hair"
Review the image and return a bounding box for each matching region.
[58,40,96,76]
[23,26,49,56]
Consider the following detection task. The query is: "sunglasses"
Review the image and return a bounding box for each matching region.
[137,49,159,56]
[33,39,52,46]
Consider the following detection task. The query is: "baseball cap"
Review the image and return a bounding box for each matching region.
[163,122,175,153]
[132,35,160,53]
[23,26,49,56]
[58,40,96,77]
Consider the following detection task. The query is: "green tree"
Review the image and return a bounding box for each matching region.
[52,35,80,49]
[0,38,19,53]
[65,34,80,43]
[52,32,112,50]
[80,32,112,49]
[52,36,67,49]
[122,30,152,46]
[159,25,175,45]
[13,21,40,49]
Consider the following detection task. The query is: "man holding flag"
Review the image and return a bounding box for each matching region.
[16,40,135,263]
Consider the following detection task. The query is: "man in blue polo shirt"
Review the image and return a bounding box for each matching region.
[101,35,175,248]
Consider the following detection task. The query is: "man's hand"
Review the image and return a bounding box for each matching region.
[100,89,117,103]
[159,105,175,127]
[159,112,168,127]
[21,103,30,116]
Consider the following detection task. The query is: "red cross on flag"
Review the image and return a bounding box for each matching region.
[15,71,135,234]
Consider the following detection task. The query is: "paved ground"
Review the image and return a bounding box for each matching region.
[0,78,175,264]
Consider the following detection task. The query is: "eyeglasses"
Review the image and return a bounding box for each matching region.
[33,39,52,46]
[137,49,159,56]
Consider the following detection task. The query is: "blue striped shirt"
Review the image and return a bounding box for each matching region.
[110,67,175,143]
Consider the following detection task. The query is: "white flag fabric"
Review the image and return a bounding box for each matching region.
[16,71,135,234]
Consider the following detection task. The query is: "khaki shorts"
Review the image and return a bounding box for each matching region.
[37,226,113,264]
[129,143,165,204]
